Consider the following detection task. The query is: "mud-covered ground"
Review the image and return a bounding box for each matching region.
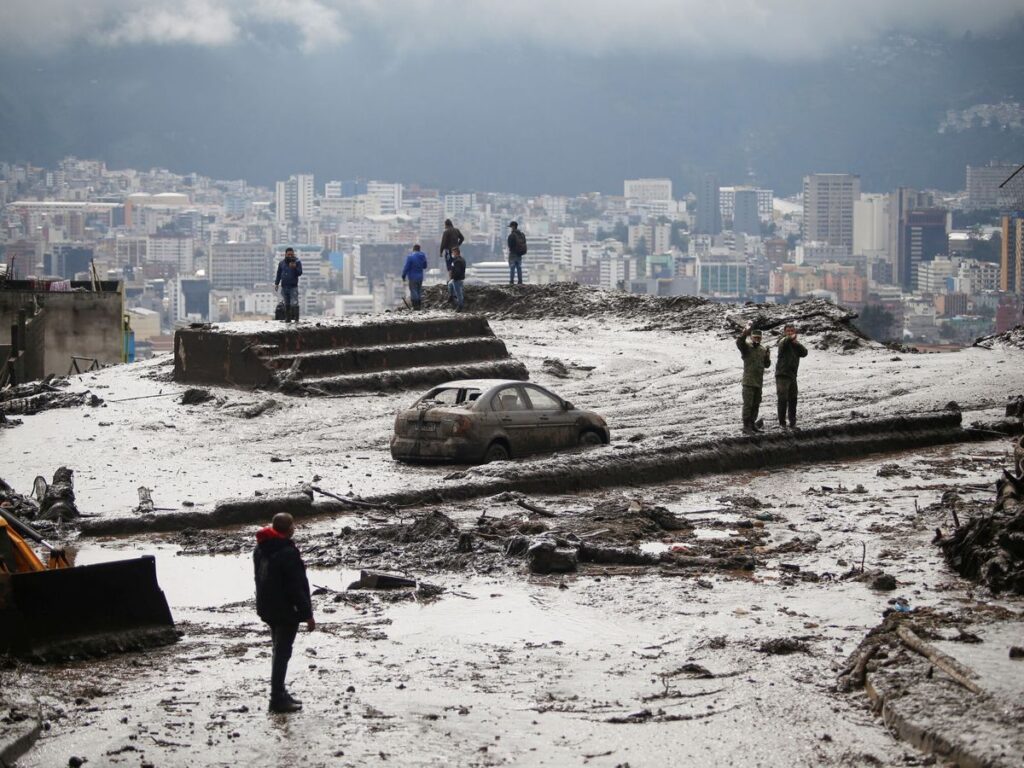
[1,315,1022,521]
[4,300,1024,766]
[7,441,1024,767]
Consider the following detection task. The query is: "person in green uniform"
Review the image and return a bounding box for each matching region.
[736,324,771,434]
[775,324,808,430]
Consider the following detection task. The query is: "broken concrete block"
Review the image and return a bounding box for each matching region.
[526,540,577,574]
[347,570,417,590]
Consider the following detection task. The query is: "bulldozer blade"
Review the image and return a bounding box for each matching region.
[0,555,178,661]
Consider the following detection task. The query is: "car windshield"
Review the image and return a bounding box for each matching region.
[417,387,482,408]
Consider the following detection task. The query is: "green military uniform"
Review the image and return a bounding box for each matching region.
[736,332,770,430]
[775,336,808,427]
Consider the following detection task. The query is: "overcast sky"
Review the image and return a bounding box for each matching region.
[0,1,1021,194]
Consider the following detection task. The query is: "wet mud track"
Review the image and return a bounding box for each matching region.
[10,442,1023,767]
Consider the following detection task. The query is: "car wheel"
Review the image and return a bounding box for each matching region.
[483,442,510,463]
[578,430,603,447]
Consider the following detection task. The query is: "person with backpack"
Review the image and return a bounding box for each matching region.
[506,221,527,285]
[401,244,428,310]
[440,219,465,305]
[450,247,467,311]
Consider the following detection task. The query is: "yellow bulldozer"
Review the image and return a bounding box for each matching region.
[0,507,177,661]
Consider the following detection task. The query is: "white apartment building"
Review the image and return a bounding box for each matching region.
[468,261,527,285]
[443,193,475,220]
[147,234,194,273]
[324,181,343,199]
[916,257,959,294]
[624,178,673,203]
[368,181,403,215]
[794,241,850,266]
[275,174,314,223]
[853,193,890,256]
[719,187,773,222]
[335,294,375,316]
[209,242,271,290]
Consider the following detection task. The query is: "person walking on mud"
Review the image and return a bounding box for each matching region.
[506,221,527,285]
[775,323,808,430]
[274,247,303,323]
[440,219,465,304]
[736,324,770,434]
[450,247,466,311]
[402,244,428,310]
[254,512,315,714]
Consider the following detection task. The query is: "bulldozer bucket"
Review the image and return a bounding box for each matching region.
[0,555,178,661]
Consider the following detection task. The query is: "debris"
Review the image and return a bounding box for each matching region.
[526,539,578,574]
[37,467,80,522]
[541,358,570,378]
[516,498,558,518]
[758,637,811,655]
[347,570,418,590]
[870,573,897,591]
[179,387,213,405]
[241,398,279,418]
[134,487,155,515]
[1009,646,1024,659]
[896,625,984,695]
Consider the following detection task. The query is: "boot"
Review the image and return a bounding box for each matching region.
[753,418,764,432]
[269,697,301,714]
[742,423,756,435]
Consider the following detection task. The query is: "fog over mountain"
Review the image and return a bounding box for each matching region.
[0,0,1021,194]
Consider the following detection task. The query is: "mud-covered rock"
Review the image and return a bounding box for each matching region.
[526,539,578,574]
[180,388,214,405]
[759,637,811,655]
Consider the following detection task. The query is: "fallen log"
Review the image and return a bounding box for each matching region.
[896,625,984,695]
[516,498,557,518]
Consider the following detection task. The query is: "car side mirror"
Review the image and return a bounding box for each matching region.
[563,401,573,411]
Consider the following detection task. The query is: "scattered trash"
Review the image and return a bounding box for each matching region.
[135,487,155,515]
[758,637,811,655]
[179,388,214,405]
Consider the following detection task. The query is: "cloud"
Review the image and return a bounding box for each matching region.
[0,0,1021,57]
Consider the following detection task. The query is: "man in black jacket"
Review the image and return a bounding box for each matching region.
[254,512,315,713]
[450,247,466,311]
[440,219,465,304]
[775,324,808,429]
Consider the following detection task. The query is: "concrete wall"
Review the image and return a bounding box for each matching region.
[0,288,123,378]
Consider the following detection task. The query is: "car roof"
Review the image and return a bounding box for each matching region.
[432,379,534,390]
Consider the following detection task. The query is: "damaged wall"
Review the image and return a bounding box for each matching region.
[0,285,124,379]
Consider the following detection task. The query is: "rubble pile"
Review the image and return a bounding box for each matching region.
[0,378,102,419]
[423,283,870,346]
[974,325,1024,351]
[0,467,80,524]
[936,464,1024,594]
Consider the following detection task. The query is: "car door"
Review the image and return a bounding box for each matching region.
[522,385,575,451]
[487,385,535,456]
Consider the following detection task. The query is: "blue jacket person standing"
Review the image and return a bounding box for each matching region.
[402,244,428,310]
[275,247,303,323]
[254,512,314,714]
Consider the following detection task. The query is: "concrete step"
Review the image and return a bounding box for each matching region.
[289,358,530,394]
[264,336,510,377]
[250,315,496,354]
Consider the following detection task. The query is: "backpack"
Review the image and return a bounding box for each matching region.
[512,229,527,255]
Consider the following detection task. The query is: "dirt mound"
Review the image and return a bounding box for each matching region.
[422,283,870,348]
[974,326,1024,350]
[936,471,1024,594]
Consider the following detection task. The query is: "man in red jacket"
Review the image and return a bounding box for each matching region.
[253,513,315,713]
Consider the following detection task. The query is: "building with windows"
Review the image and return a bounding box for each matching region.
[274,174,314,223]
[802,173,860,250]
[697,254,748,297]
[731,188,761,236]
[1001,214,1023,295]
[147,235,194,274]
[209,242,271,290]
[900,209,949,292]
[966,163,1020,210]
[623,178,673,203]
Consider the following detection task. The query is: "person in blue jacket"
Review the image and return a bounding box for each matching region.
[274,247,303,322]
[402,244,428,310]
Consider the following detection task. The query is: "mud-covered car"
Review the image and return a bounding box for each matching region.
[390,379,610,463]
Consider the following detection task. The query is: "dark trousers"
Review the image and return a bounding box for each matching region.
[408,279,423,309]
[281,285,299,321]
[742,385,762,426]
[270,622,299,699]
[776,376,798,426]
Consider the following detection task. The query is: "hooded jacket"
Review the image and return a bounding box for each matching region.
[440,226,465,257]
[253,527,313,625]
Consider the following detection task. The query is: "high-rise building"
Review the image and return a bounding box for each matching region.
[888,188,934,289]
[368,181,403,215]
[719,187,773,223]
[966,163,1020,210]
[624,178,673,203]
[853,193,890,256]
[695,174,721,236]
[900,209,949,292]
[275,174,314,223]
[147,234,194,274]
[802,173,860,250]
[732,188,761,236]
[1001,214,1023,295]
[209,242,271,290]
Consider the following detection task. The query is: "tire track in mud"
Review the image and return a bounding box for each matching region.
[81,413,1020,537]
